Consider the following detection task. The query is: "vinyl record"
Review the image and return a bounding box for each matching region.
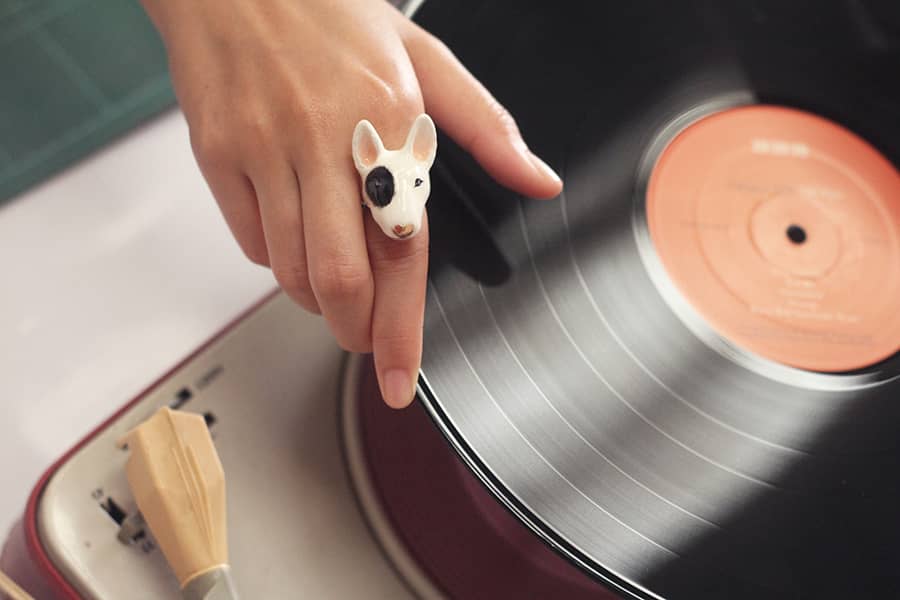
[411,1,900,598]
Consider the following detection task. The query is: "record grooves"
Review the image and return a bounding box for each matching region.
[407,1,900,598]
[416,369,658,600]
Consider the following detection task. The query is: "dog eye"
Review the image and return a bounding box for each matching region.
[414,178,423,188]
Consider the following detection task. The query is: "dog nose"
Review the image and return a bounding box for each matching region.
[393,224,415,238]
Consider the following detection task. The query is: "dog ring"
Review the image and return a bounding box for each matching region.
[352,114,437,240]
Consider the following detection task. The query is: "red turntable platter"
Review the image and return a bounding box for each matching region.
[341,355,612,599]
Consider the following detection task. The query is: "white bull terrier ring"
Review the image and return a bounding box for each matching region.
[351,114,437,240]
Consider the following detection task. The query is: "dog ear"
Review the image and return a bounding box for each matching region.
[403,114,437,169]
[352,120,385,172]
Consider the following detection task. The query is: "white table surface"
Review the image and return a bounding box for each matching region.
[0,110,277,538]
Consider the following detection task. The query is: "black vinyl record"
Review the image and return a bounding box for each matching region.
[412,1,900,598]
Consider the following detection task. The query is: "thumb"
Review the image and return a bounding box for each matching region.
[402,27,563,200]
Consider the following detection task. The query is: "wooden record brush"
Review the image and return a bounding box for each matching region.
[120,407,239,600]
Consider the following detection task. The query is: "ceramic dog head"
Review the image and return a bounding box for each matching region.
[352,114,437,240]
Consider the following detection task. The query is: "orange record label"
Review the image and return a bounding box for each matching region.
[646,105,900,372]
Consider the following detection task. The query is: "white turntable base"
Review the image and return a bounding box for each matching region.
[37,293,423,599]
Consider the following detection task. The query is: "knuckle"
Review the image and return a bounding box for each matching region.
[287,69,420,160]
[489,100,519,136]
[373,327,420,352]
[428,37,456,64]
[311,258,371,301]
[464,97,520,153]
[293,104,338,155]
[272,261,313,301]
[481,98,519,141]
[242,244,270,267]
[371,237,429,276]
[190,124,232,171]
[238,110,276,146]
[371,78,419,114]
[356,66,421,120]
[404,26,443,56]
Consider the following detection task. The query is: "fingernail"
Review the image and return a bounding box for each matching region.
[383,369,414,409]
[527,151,562,185]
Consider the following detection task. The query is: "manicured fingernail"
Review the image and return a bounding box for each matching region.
[383,369,414,409]
[528,151,562,185]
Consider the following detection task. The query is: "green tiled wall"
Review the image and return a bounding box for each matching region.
[0,0,175,203]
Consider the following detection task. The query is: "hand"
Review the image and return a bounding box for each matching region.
[140,0,563,408]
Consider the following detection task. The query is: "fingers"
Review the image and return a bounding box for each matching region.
[201,169,270,267]
[401,27,563,200]
[251,159,321,314]
[366,210,429,409]
[294,73,424,354]
[295,148,376,353]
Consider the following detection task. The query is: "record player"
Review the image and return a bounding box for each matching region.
[3,1,900,598]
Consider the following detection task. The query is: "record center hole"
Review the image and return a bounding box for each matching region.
[786,224,807,245]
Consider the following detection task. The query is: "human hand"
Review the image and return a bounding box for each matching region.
[140,0,563,408]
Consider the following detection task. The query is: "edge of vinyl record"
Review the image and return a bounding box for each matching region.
[414,371,663,600]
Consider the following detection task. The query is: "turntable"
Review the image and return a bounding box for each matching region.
[3,1,899,598]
